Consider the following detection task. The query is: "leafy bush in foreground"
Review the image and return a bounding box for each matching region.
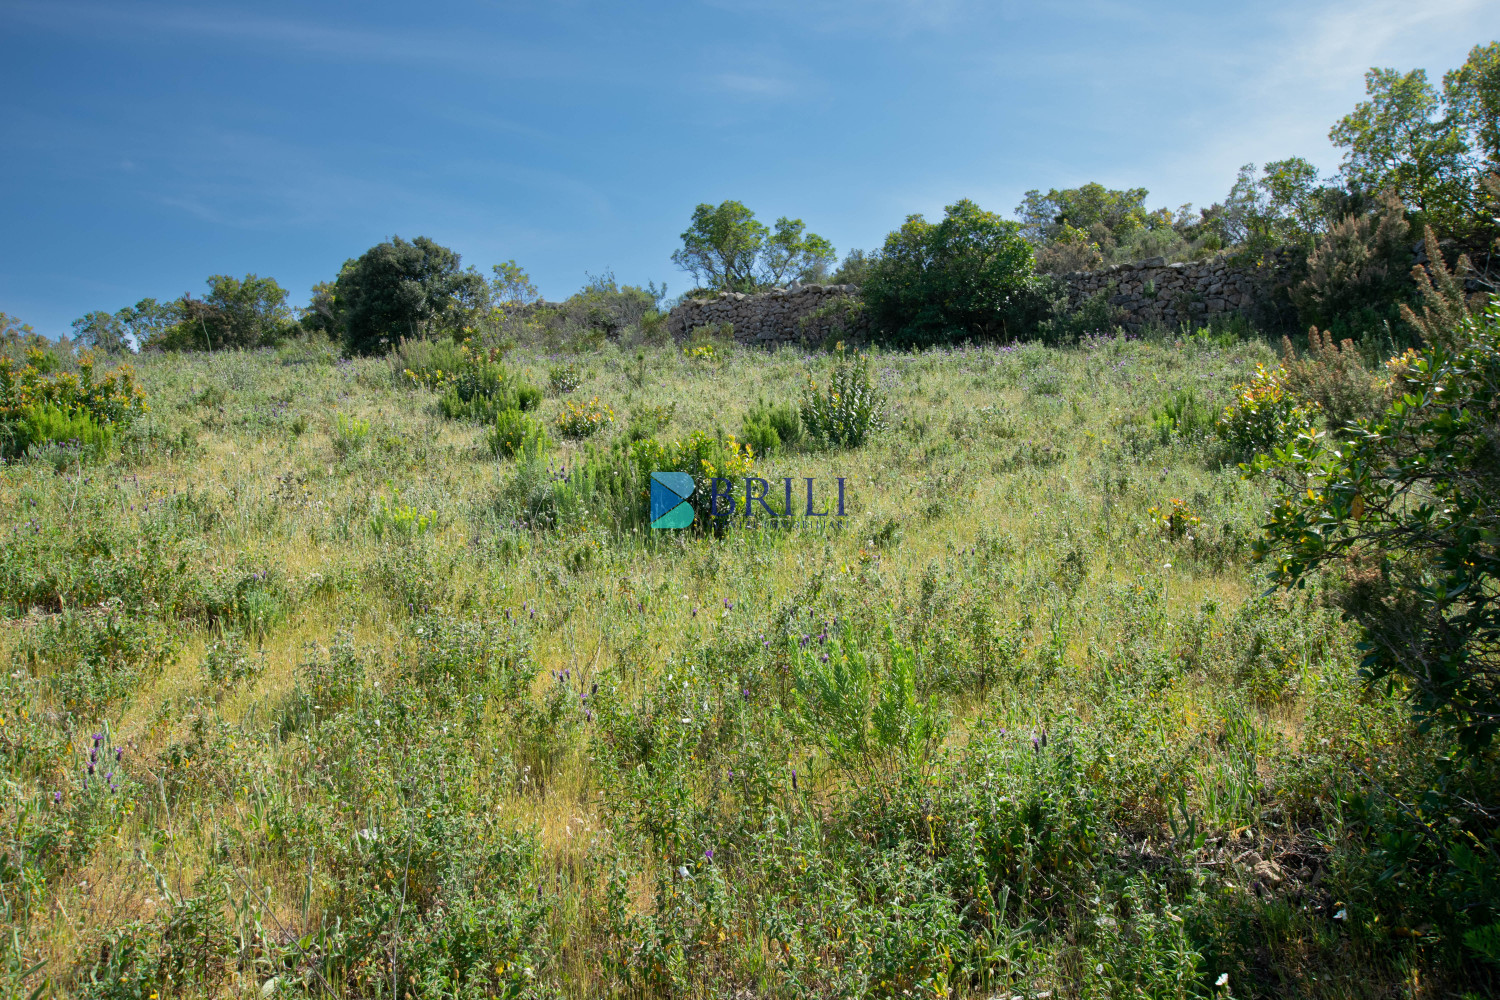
[801,353,885,448]
[1255,297,1500,749]
[0,352,146,459]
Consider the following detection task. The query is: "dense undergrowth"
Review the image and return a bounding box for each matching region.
[0,321,1496,999]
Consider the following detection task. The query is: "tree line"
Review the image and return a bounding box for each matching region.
[62,40,1499,355]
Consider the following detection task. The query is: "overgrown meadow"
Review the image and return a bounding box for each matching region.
[0,328,1487,998]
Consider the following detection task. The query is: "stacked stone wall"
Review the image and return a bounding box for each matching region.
[666,284,866,346]
[1062,254,1270,330]
[663,254,1285,346]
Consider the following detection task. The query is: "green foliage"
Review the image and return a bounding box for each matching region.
[671,200,835,292]
[1254,298,1500,750]
[1149,387,1216,442]
[1445,41,1500,167]
[399,339,541,423]
[739,399,802,455]
[488,407,550,458]
[1215,363,1317,457]
[332,411,370,456]
[334,236,488,355]
[547,362,583,393]
[1038,287,1124,345]
[671,200,768,293]
[145,274,297,351]
[555,396,613,438]
[0,352,146,459]
[370,495,437,540]
[1330,66,1478,232]
[760,216,837,286]
[1291,188,1415,338]
[21,403,116,459]
[490,259,540,306]
[800,353,885,448]
[862,198,1037,345]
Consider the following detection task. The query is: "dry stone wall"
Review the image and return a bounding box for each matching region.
[664,254,1277,346]
[1062,255,1268,330]
[667,284,866,346]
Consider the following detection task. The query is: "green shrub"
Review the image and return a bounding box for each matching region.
[1280,327,1388,429]
[861,198,1038,346]
[370,495,438,539]
[556,396,613,438]
[1254,298,1500,749]
[22,403,116,457]
[624,402,675,441]
[1214,363,1316,456]
[801,354,885,448]
[1038,287,1125,344]
[332,411,370,456]
[399,339,541,423]
[488,407,550,458]
[548,362,583,393]
[0,352,146,459]
[1149,387,1216,442]
[739,399,802,455]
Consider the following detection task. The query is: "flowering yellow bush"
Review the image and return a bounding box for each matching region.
[556,397,614,438]
[1215,363,1316,455]
[0,351,147,457]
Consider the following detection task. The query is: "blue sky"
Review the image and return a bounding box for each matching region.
[2,0,1497,336]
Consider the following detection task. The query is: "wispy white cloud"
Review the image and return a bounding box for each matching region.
[713,72,798,99]
[0,0,566,76]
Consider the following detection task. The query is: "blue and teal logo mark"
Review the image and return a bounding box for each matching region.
[649,472,697,529]
[650,473,847,529]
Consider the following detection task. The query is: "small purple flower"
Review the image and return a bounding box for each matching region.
[88,763,95,775]
[791,767,798,791]
[53,791,62,804]
[820,653,829,663]
[115,748,123,761]
[92,733,103,745]
[704,847,714,861]
[105,771,113,781]
[723,598,733,610]
[89,748,97,763]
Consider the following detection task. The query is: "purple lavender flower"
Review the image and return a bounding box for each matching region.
[791,767,798,791]
[53,791,61,804]
[115,748,123,761]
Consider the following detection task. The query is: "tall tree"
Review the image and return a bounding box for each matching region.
[1330,67,1475,230]
[671,201,769,293]
[334,236,486,355]
[862,198,1036,345]
[759,217,836,285]
[1445,41,1500,169]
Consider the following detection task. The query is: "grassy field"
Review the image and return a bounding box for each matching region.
[0,327,1472,997]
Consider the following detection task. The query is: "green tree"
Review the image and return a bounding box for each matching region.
[1015,183,1170,246]
[204,273,294,347]
[71,311,131,353]
[1445,41,1500,168]
[1330,67,1475,230]
[491,260,540,306]
[142,275,294,351]
[116,298,178,346]
[671,201,769,292]
[334,236,487,355]
[760,217,836,285]
[862,198,1037,345]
